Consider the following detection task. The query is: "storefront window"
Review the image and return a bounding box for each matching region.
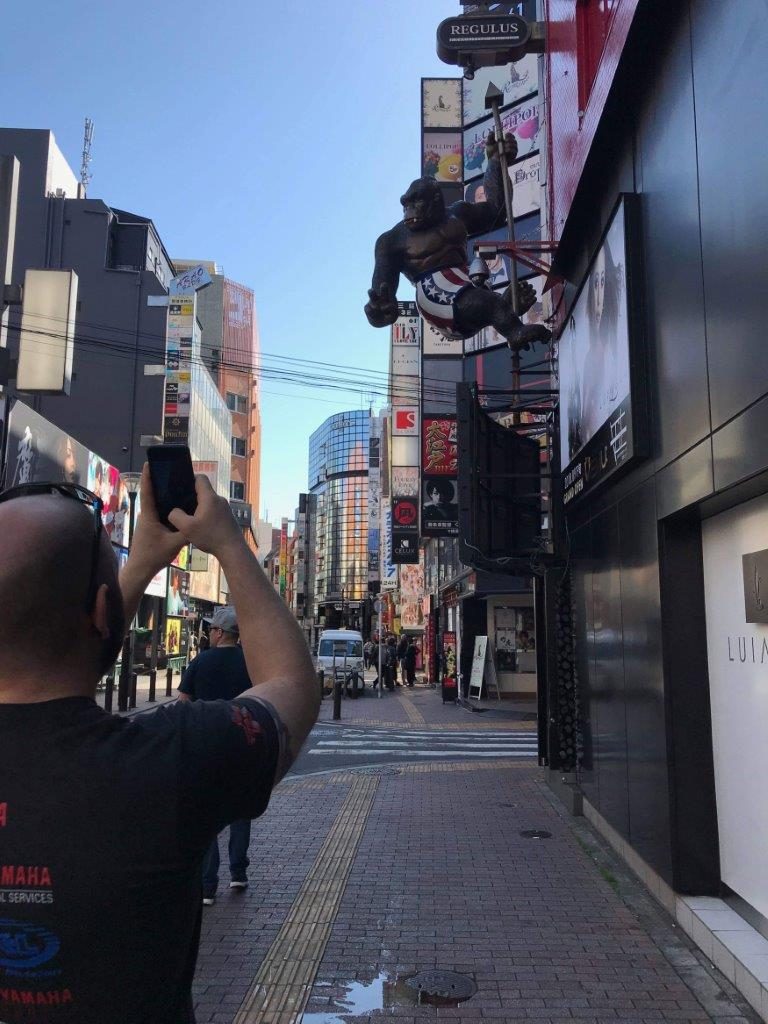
[494,606,535,673]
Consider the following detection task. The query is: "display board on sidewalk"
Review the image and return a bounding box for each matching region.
[468,635,500,700]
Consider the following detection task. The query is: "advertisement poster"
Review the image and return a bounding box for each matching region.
[422,476,458,537]
[167,567,190,617]
[422,418,458,475]
[87,453,130,546]
[442,631,457,681]
[462,54,538,124]
[165,617,182,656]
[145,567,168,599]
[392,407,419,436]
[422,78,462,128]
[392,495,419,531]
[392,531,419,564]
[391,306,420,345]
[391,466,420,498]
[463,97,541,179]
[464,153,541,221]
[558,197,639,505]
[422,319,463,356]
[381,505,397,591]
[6,402,90,490]
[421,132,463,183]
[400,556,426,630]
[279,519,288,597]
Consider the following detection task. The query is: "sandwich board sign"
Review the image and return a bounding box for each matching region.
[468,635,500,700]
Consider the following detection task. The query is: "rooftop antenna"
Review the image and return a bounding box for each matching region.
[80,118,94,195]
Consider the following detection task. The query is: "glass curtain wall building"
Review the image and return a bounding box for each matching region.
[308,410,370,629]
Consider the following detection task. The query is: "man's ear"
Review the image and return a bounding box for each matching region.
[91,583,112,640]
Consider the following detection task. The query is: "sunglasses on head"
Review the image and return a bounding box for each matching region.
[0,482,105,611]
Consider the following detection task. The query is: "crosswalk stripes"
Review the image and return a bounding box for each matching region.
[308,727,538,760]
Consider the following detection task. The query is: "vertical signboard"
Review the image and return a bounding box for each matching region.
[422,416,459,537]
[389,304,422,565]
[279,517,288,598]
[163,294,194,445]
[368,421,381,585]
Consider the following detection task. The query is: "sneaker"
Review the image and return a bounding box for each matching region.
[202,897,215,906]
[229,880,248,890]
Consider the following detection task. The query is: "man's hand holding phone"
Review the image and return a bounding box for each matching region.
[168,475,243,559]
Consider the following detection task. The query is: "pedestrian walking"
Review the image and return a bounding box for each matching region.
[178,606,253,905]
[363,639,373,670]
[0,469,319,1024]
[396,633,408,685]
[405,639,418,687]
[385,636,398,690]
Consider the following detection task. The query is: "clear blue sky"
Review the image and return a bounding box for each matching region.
[1,0,458,525]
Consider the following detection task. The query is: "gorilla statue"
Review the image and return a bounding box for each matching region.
[364,133,551,351]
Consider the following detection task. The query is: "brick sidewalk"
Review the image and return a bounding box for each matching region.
[192,759,758,1024]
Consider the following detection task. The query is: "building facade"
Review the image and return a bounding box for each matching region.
[0,129,173,473]
[172,260,261,533]
[542,1,768,1014]
[308,410,370,631]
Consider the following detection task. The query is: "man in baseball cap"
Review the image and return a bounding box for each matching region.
[179,604,254,903]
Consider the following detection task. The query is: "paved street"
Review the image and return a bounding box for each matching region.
[192,686,759,1024]
[292,724,538,774]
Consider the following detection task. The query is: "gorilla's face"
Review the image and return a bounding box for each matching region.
[400,179,445,232]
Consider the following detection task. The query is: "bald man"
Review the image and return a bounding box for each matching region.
[0,469,320,1024]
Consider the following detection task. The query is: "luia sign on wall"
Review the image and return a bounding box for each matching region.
[702,492,768,921]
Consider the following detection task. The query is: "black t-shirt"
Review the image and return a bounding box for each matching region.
[0,695,279,1024]
[178,647,251,702]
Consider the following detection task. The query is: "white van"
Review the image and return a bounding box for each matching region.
[316,629,365,680]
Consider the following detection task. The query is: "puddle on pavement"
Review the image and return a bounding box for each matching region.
[301,969,476,1021]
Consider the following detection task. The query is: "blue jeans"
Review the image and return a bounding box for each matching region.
[202,819,251,897]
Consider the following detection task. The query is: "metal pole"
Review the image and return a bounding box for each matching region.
[378,618,383,700]
[488,92,522,425]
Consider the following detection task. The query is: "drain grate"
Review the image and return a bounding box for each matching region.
[353,767,401,776]
[520,828,552,839]
[404,970,477,1006]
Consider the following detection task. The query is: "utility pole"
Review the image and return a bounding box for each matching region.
[486,82,522,425]
[80,118,94,197]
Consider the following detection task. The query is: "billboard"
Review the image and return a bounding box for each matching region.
[558,195,647,505]
[381,505,397,591]
[422,476,458,537]
[167,566,190,617]
[422,319,463,356]
[462,55,538,124]
[463,153,541,220]
[422,417,458,476]
[463,97,541,179]
[422,78,462,129]
[421,132,463,183]
[6,401,129,546]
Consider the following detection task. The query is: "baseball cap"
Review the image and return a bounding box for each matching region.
[209,606,239,634]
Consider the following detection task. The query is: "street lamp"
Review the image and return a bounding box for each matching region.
[117,472,142,712]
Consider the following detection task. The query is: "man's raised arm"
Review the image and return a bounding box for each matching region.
[169,477,320,780]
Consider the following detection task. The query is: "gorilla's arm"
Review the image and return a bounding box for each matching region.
[371,226,404,297]
[365,226,404,328]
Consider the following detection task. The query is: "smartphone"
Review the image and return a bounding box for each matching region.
[146,445,198,531]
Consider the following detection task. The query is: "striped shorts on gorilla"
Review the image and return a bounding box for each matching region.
[416,266,472,341]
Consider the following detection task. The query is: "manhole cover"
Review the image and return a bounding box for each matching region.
[520,829,552,839]
[404,970,477,1005]
[353,767,401,776]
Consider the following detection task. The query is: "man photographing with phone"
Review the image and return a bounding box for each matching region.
[0,464,320,1024]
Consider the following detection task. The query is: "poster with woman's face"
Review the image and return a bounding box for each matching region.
[87,455,130,545]
[558,204,630,469]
